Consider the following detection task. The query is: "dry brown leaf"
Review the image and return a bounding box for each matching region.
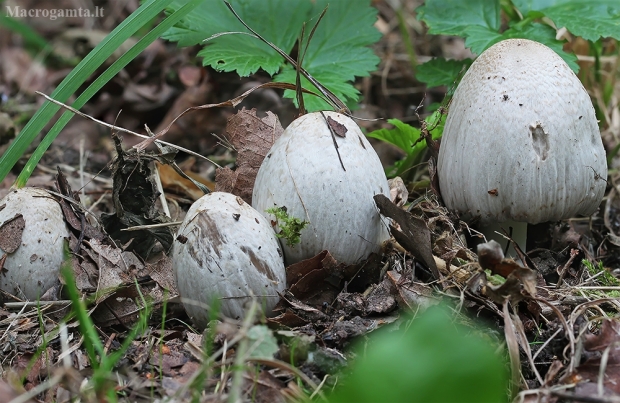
[477,240,524,278]
[374,194,439,279]
[386,270,437,311]
[484,267,537,304]
[284,250,343,308]
[156,161,213,201]
[584,318,620,352]
[215,108,284,203]
[327,116,347,137]
[0,214,24,254]
[1,48,49,94]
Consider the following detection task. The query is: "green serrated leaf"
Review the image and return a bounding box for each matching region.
[367,119,421,155]
[529,1,620,41]
[275,67,361,112]
[247,325,278,359]
[163,0,381,111]
[276,0,381,111]
[416,0,500,37]
[417,0,580,73]
[457,22,578,72]
[367,113,444,158]
[416,58,472,88]
[461,25,504,55]
[512,0,620,42]
[163,0,311,76]
[512,0,559,14]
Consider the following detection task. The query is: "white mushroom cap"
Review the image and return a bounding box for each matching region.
[0,188,69,300]
[438,39,607,225]
[252,111,390,265]
[172,192,286,327]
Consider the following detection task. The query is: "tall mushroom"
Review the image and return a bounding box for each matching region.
[438,39,607,255]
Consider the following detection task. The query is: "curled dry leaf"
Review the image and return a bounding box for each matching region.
[215,108,284,203]
[584,318,620,351]
[386,270,437,311]
[283,250,343,308]
[156,160,214,201]
[573,319,620,393]
[477,239,523,278]
[388,176,408,207]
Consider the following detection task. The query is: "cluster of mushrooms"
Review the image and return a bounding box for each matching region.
[0,39,607,330]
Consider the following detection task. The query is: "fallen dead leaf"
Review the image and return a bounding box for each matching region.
[215,108,284,203]
[156,160,213,201]
[0,214,24,253]
[386,270,437,311]
[477,240,523,278]
[374,194,439,279]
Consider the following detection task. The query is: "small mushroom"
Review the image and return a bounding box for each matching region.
[0,188,69,299]
[172,192,286,328]
[437,39,607,255]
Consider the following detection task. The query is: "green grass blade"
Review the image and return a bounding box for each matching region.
[0,15,52,53]
[14,0,203,187]
[0,0,173,186]
[61,264,104,369]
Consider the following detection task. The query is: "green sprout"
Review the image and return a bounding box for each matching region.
[266,206,308,247]
[583,259,620,288]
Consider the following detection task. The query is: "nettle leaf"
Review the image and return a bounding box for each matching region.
[416,0,500,37]
[416,58,472,88]
[163,0,381,111]
[513,0,620,41]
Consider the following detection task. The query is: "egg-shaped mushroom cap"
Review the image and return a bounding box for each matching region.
[438,39,607,224]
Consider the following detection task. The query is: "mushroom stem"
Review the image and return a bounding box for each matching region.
[478,219,527,258]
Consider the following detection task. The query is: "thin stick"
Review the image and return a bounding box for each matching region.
[320,111,345,171]
[34,91,220,167]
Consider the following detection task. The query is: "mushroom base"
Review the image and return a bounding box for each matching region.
[477,220,528,258]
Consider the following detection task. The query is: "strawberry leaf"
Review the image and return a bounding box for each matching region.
[417,0,579,78]
[163,0,311,76]
[162,0,381,111]
[416,0,500,37]
[416,58,472,88]
[513,0,620,41]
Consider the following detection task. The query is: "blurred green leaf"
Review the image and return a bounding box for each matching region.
[247,325,278,359]
[328,306,510,403]
[0,15,52,53]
